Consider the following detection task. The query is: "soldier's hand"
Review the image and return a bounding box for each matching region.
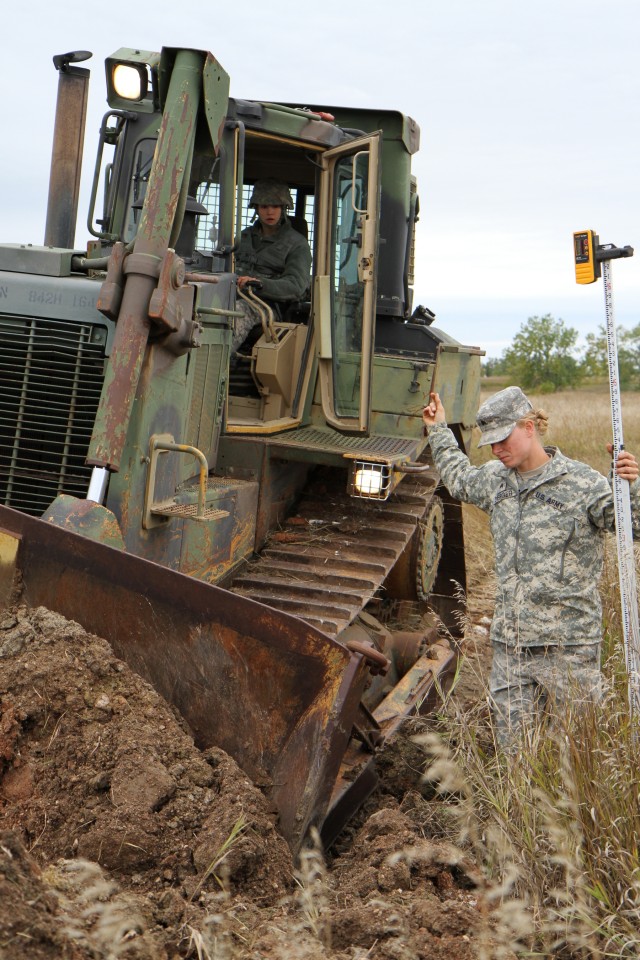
[607,444,640,482]
[237,276,261,290]
[422,392,446,428]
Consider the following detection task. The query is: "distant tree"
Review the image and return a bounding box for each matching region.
[482,356,508,377]
[502,314,580,392]
[582,323,640,388]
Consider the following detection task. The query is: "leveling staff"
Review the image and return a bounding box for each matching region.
[422,386,640,747]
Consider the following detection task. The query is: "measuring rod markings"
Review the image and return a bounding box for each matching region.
[603,256,640,713]
[574,231,640,716]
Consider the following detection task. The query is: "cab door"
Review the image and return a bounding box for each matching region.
[314,133,381,433]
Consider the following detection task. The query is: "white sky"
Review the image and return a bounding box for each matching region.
[1,0,638,357]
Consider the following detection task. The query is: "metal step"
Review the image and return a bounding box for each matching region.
[151,502,229,522]
[263,426,424,465]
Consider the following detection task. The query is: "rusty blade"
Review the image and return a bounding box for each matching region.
[320,641,459,848]
[0,505,366,853]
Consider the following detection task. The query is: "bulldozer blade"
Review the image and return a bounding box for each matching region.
[0,505,367,853]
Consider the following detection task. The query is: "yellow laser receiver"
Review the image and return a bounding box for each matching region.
[573,230,601,284]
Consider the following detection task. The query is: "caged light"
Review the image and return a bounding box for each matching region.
[349,461,391,501]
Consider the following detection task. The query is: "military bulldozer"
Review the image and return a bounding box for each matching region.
[0,47,482,853]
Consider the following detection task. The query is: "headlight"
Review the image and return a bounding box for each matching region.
[112,63,148,101]
[106,50,158,113]
[355,467,383,496]
[349,461,391,500]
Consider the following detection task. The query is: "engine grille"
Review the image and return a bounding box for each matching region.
[0,314,106,516]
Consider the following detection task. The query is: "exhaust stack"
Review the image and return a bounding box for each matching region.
[44,50,92,249]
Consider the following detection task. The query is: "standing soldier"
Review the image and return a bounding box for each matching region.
[422,386,640,746]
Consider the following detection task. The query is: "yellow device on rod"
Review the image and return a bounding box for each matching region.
[573,230,633,284]
[574,230,639,717]
[573,229,600,284]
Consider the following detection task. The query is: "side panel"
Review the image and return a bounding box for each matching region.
[431,346,483,448]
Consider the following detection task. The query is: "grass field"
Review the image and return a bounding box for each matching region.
[426,384,640,958]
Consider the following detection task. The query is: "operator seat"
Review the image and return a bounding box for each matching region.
[288,214,309,240]
[281,213,311,322]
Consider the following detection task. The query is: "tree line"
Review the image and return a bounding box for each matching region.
[483,314,640,392]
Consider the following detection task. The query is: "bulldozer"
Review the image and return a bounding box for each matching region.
[0,47,482,853]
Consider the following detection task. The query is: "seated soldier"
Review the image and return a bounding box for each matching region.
[232,179,311,354]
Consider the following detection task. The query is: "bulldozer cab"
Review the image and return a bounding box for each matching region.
[207,126,381,437]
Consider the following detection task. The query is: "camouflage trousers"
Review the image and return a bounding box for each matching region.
[231,300,262,354]
[489,641,602,748]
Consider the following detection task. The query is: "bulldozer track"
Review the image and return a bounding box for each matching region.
[232,466,441,638]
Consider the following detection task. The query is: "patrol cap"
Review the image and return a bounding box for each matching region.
[476,386,533,447]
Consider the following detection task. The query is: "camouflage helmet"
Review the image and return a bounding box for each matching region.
[249,179,293,210]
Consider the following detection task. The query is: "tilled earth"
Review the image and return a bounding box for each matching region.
[0,508,501,960]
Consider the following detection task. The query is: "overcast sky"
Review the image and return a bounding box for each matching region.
[1,0,638,357]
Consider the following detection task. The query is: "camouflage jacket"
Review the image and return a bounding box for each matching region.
[427,423,640,648]
[235,219,311,302]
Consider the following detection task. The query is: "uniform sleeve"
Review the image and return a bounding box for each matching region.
[585,472,640,537]
[258,237,311,301]
[427,423,496,512]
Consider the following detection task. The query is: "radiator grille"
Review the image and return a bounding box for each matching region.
[0,314,106,516]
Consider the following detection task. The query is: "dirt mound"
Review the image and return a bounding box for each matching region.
[0,831,161,959]
[0,604,504,959]
[0,606,292,957]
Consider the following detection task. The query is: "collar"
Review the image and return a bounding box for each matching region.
[250,218,290,239]
[503,446,568,491]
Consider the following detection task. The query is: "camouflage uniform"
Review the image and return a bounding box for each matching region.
[489,641,601,744]
[233,221,311,352]
[233,179,311,353]
[235,217,311,304]
[426,420,640,744]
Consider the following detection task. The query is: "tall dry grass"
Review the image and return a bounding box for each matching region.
[423,385,640,958]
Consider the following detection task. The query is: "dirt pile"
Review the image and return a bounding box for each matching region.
[0,603,503,959]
